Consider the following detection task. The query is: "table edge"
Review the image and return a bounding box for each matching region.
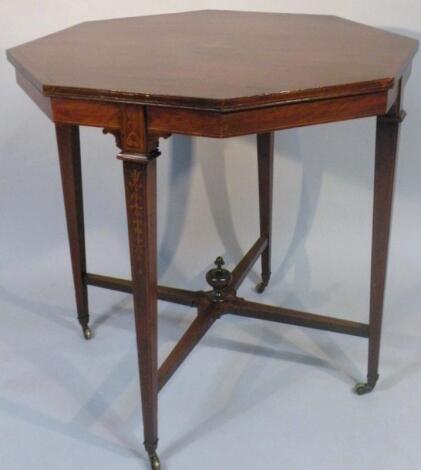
[7,51,401,113]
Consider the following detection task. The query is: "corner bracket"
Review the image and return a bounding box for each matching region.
[379,110,407,124]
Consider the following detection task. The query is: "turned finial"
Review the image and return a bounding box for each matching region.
[206,256,231,303]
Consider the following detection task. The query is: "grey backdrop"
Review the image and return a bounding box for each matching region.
[1,2,420,470]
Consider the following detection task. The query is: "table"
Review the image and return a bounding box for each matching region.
[7,10,418,469]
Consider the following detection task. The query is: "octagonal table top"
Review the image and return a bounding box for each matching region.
[7,10,419,111]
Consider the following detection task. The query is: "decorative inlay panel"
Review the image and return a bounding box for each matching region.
[124,164,146,270]
[121,105,147,152]
[103,127,122,149]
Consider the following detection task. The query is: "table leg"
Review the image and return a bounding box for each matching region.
[355,101,404,395]
[56,124,91,340]
[256,132,274,293]
[120,155,160,469]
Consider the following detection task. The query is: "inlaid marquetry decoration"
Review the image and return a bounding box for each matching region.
[125,165,146,266]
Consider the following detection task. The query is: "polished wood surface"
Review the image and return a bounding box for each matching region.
[7,10,418,111]
[56,125,90,339]
[256,133,274,293]
[147,92,389,137]
[118,109,160,464]
[361,87,404,394]
[44,90,389,138]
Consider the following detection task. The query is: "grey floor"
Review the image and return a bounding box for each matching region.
[1,244,421,470]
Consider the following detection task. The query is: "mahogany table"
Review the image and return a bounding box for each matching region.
[7,10,418,469]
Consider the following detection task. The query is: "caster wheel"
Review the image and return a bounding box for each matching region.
[149,453,161,470]
[256,281,268,294]
[354,382,374,395]
[82,326,92,340]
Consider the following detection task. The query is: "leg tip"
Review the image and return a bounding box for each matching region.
[149,453,161,470]
[256,281,268,294]
[83,326,92,340]
[256,273,271,294]
[354,382,374,396]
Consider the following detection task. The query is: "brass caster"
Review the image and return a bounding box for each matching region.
[256,281,268,294]
[354,382,375,395]
[256,273,270,294]
[82,326,92,340]
[149,453,161,470]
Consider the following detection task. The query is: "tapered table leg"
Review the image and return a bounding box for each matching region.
[56,124,91,340]
[256,132,274,293]
[120,151,160,469]
[355,98,404,395]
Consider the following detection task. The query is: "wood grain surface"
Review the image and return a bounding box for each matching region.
[7,10,418,111]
